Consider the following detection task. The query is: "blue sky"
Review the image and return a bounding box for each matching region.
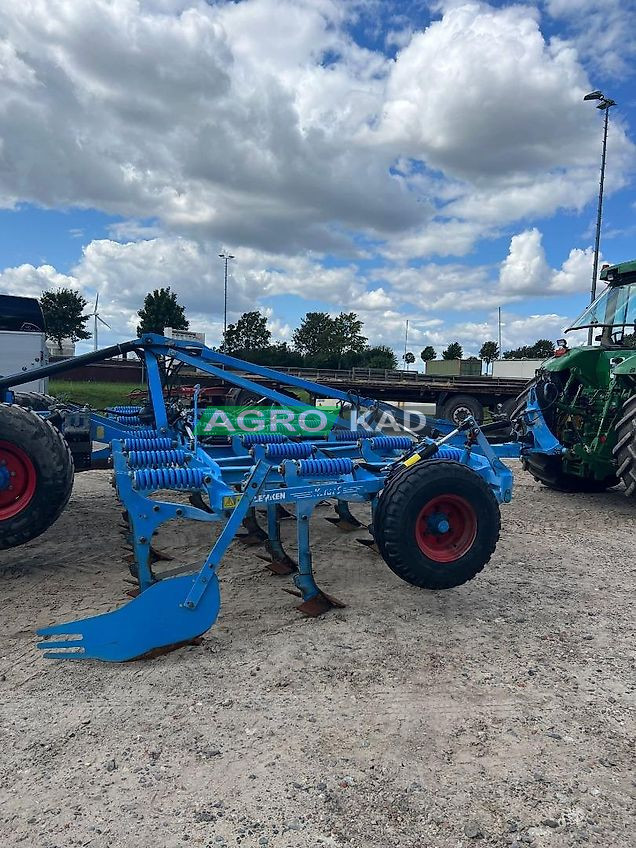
[0,0,634,360]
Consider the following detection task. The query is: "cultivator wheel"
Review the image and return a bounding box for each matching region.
[374,460,500,589]
[0,403,74,550]
[613,395,636,497]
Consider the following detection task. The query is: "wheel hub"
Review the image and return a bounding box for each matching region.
[415,494,477,562]
[0,442,37,520]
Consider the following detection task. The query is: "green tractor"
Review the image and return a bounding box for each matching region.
[513,259,636,496]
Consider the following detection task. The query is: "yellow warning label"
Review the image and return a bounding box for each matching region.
[96,426,105,439]
[222,495,241,510]
[402,452,421,468]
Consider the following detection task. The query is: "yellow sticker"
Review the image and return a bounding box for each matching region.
[222,495,241,510]
[96,426,105,439]
[402,452,421,468]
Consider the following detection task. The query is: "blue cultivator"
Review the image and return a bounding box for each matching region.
[22,334,514,662]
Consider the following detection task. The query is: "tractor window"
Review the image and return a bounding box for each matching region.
[567,283,636,336]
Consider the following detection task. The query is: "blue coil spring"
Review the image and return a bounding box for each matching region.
[127,449,187,468]
[114,415,142,425]
[241,433,288,446]
[369,436,413,452]
[122,437,173,451]
[434,446,464,462]
[297,458,354,477]
[133,467,207,491]
[265,441,314,460]
[330,429,375,441]
[131,428,160,439]
[106,405,143,415]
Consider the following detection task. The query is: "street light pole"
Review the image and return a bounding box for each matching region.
[583,90,616,345]
[218,251,235,344]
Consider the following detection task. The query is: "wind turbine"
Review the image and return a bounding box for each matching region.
[89,293,111,351]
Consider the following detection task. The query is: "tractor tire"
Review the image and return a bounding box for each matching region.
[374,460,500,590]
[0,403,74,550]
[13,391,58,412]
[613,394,636,497]
[440,394,484,425]
[520,453,618,493]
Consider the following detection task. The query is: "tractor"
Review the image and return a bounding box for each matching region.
[513,259,636,495]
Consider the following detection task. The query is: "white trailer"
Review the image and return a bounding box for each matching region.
[0,296,49,394]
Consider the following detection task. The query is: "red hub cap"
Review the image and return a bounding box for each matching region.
[0,441,37,520]
[415,494,477,562]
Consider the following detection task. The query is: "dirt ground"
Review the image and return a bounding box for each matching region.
[0,463,634,848]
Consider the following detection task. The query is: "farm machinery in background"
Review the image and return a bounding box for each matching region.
[513,259,636,495]
[0,334,516,662]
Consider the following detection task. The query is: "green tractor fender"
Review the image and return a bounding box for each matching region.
[609,352,636,378]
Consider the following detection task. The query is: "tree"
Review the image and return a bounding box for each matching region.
[137,287,188,336]
[333,312,367,354]
[222,310,271,354]
[442,341,463,360]
[532,339,557,359]
[479,340,499,373]
[292,312,336,357]
[420,345,436,362]
[40,288,91,350]
[403,352,416,365]
[503,339,556,360]
[363,345,398,369]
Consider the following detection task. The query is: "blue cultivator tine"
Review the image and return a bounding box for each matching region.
[37,574,221,662]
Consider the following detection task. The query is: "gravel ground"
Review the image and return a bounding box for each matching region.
[0,463,634,848]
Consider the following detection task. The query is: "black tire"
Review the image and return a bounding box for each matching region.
[440,394,484,425]
[613,394,636,497]
[0,404,74,550]
[13,391,58,412]
[521,453,618,493]
[374,460,500,590]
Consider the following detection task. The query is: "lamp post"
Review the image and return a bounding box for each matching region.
[218,251,235,344]
[583,90,616,345]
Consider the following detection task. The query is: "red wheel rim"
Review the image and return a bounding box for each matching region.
[0,441,37,520]
[415,494,477,562]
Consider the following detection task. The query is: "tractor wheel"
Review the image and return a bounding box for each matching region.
[520,453,618,493]
[613,395,636,497]
[0,404,74,550]
[374,460,500,589]
[440,394,484,425]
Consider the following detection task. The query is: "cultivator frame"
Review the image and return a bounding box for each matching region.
[0,334,515,662]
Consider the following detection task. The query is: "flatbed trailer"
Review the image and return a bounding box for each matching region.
[49,358,530,423]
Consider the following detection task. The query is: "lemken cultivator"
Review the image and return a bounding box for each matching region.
[0,335,515,662]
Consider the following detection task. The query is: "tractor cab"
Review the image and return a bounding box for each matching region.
[566,260,636,348]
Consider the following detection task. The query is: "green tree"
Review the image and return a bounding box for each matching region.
[479,340,499,363]
[442,341,463,360]
[479,340,499,373]
[333,312,368,354]
[403,351,416,365]
[40,288,91,350]
[362,345,398,369]
[420,345,436,362]
[503,339,555,359]
[292,312,336,357]
[222,310,271,354]
[137,287,188,336]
